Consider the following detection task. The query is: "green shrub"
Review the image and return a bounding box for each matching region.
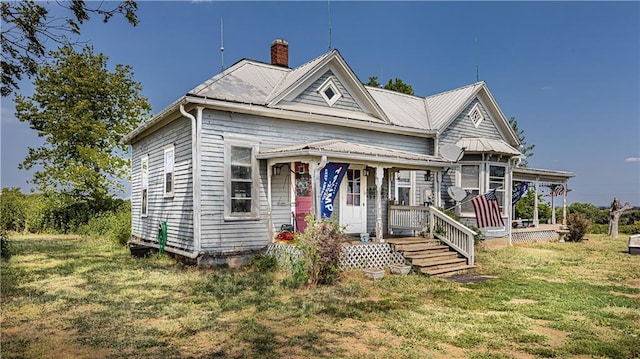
[589,224,608,234]
[77,201,131,245]
[252,254,278,272]
[292,215,345,286]
[567,213,591,242]
[1,228,10,260]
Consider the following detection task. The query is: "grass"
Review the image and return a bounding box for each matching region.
[1,234,639,358]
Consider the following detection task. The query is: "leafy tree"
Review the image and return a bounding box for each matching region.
[562,202,608,224]
[509,116,535,167]
[363,76,414,95]
[364,76,381,88]
[384,77,414,95]
[514,189,551,222]
[1,0,139,96]
[14,45,151,211]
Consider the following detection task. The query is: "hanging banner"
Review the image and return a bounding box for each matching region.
[319,163,349,219]
[512,182,529,204]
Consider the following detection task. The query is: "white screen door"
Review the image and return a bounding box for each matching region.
[340,167,366,233]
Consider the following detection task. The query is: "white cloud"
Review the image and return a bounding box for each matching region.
[624,157,640,163]
[541,86,553,90]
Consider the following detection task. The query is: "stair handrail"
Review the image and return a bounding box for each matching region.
[428,206,476,266]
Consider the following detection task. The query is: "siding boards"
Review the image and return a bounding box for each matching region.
[130,117,194,251]
[439,99,503,148]
[438,98,504,208]
[199,109,433,251]
[293,70,363,112]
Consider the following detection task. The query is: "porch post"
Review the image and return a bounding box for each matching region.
[551,186,556,225]
[267,159,274,242]
[533,179,539,227]
[375,166,384,242]
[562,181,568,226]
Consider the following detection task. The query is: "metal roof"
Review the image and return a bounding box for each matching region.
[189,60,289,105]
[425,82,485,130]
[456,137,522,156]
[367,87,430,129]
[257,139,450,168]
[513,166,575,179]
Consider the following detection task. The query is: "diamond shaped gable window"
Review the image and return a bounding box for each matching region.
[469,102,484,128]
[318,78,342,107]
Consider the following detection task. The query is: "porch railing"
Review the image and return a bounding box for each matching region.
[429,206,476,266]
[388,204,430,232]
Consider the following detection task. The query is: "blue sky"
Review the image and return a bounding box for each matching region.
[1,1,638,207]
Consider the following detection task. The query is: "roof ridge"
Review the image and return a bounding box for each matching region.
[365,85,425,100]
[425,81,485,99]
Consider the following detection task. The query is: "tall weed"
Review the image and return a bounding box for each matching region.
[292,215,345,286]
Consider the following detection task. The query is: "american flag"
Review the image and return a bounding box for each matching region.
[471,190,505,228]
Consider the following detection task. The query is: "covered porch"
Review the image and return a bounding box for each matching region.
[510,167,575,244]
[258,139,452,242]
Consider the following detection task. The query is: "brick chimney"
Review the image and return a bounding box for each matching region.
[270,39,289,68]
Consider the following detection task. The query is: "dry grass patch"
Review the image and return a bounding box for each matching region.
[1,233,639,358]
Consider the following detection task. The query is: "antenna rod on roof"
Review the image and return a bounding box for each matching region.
[220,18,225,72]
[328,0,332,50]
[475,36,479,82]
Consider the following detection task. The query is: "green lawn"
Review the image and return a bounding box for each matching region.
[1,234,639,358]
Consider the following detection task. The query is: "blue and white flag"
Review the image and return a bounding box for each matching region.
[512,182,529,204]
[319,163,349,219]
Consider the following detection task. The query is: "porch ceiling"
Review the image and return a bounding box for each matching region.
[513,166,575,183]
[257,139,451,169]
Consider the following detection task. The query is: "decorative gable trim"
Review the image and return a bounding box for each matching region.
[468,102,484,128]
[317,77,342,107]
[267,50,390,123]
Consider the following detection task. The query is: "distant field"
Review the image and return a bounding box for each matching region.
[1,234,639,358]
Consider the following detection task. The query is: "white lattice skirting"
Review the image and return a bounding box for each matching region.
[512,230,559,244]
[266,243,405,270]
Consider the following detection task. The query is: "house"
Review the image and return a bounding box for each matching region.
[122,39,574,266]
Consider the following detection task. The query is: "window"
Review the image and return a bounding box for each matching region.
[141,155,149,217]
[468,102,484,128]
[318,78,342,106]
[395,170,412,206]
[225,139,259,219]
[346,169,361,206]
[460,165,479,214]
[488,165,506,213]
[164,145,175,197]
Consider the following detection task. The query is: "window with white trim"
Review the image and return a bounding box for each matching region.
[141,155,149,217]
[469,103,484,128]
[460,165,479,214]
[224,140,259,219]
[395,170,412,206]
[488,165,506,213]
[164,145,175,197]
[318,78,342,107]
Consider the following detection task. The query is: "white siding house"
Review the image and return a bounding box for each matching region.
[122,39,574,265]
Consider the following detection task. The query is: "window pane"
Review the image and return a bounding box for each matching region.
[165,173,173,193]
[165,149,174,172]
[231,165,252,180]
[353,194,360,206]
[232,199,251,213]
[461,165,479,187]
[231,181,252,198]
[490,165,505,178]
[460,190,479,213]
[231,146,252,165]
[142,189,147,215]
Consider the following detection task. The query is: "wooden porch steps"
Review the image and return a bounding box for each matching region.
[389,237,473,277]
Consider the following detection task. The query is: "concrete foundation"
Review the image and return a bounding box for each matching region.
[629,234,640,255]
